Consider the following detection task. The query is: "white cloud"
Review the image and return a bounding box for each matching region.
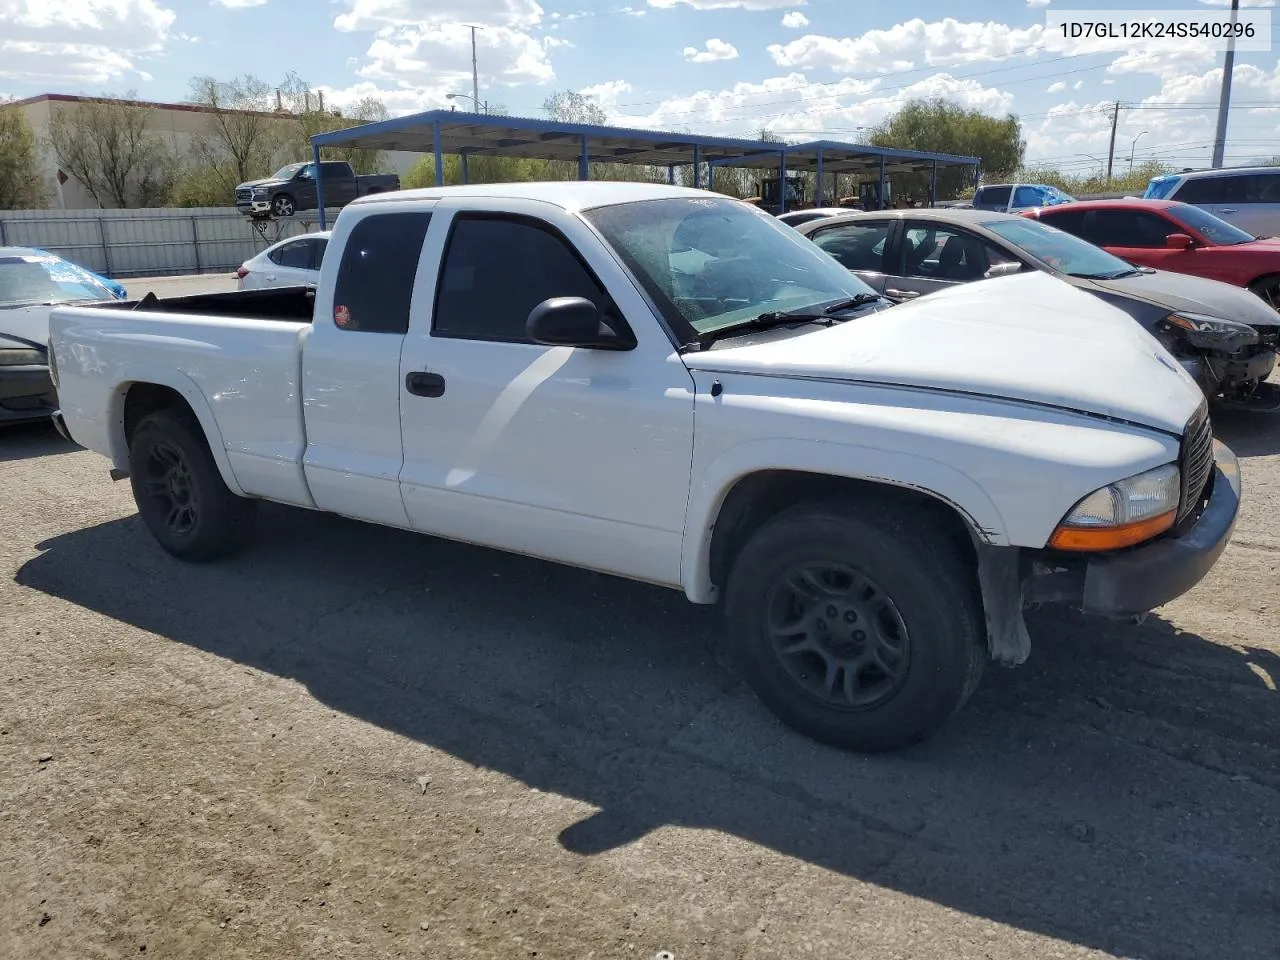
[781,10,809,28]
[1196,0,1275,6]
[648,0,797,9]
[331,1,563,96]
[1027,0,1050,6]
[213,0,267,7]
[0,0,175,84]
[580,80,632,110]
[1047,80,1066,93]
[683,38,739,63]
[604,70,1013,142]
[768,19,1045,73]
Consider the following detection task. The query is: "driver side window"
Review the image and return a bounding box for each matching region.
[432,214,618,343]
[901,225,1018,282]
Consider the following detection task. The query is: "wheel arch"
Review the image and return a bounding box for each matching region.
[681,440,1009,606]
[107,370,246,497]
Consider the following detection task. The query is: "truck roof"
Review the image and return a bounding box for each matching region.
[350,181,720,214]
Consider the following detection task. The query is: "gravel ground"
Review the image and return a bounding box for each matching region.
[1,275,1278,959]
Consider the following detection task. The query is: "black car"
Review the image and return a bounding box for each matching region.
[795,209,1280,407]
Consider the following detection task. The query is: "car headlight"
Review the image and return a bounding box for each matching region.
[1048,462,1181,551]
[1165,312,1259,349]
[253,188,269,198]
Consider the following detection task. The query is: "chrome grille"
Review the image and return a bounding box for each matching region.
[236,189,253,201]
[1179,403,1214,523]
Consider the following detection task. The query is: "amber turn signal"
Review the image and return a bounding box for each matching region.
[1048,509,1177,552]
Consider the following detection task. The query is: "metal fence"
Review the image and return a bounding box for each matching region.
[0,206,337,279]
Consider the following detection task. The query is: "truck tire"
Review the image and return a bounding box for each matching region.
[127,408,257,562]
[271,194,296,218]
[724,499,985,753]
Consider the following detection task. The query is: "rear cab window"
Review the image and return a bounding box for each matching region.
[331,212,432,333]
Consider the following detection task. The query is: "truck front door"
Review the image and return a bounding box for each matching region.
[396,200,696,587]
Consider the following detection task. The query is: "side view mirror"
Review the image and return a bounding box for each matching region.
[985,261,1023,279]
[1166,233,1194,250]
[526,297,635,351]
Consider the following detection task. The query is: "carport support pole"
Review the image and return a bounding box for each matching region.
[313,141,326,229]
[693,145,702,188]
[460,152,470,184]
[878,155,886,211]
[433,121,444,186]
[930,161,938,206]
[778,151,787,214]
[815,149,824,207]
[667,164,675,185]
[580,135,590,180]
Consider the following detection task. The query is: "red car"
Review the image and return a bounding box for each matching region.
[1022,198,1280,309]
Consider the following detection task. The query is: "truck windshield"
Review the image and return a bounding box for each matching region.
[0,255,116,308]
[272,163,307,180]
[582,196,879,340]
[981,217,1139,279]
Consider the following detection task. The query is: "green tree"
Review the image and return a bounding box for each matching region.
[869,98,1025,199]
[542,90,608,126]
[46,93,176,207]
[0,101,45,209]
[1011,159,1171,198]
[277,72,390,174]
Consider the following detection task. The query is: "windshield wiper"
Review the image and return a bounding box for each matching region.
[1068,268,1142,280]
[751,293,888,326]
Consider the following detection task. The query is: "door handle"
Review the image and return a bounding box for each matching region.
[405,371,446,398]
[885,288,921,299]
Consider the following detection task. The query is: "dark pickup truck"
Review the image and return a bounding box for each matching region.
[235,160,400,219]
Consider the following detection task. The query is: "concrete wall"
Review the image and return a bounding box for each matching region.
[14,95,419,211]
[0,206,336,278]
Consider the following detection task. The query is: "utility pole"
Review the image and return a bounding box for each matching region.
[1212,0,1241,168]
[1105,101,1120,181]
[464,24,483,115]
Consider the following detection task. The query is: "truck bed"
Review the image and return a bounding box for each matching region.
[94,286,316,323]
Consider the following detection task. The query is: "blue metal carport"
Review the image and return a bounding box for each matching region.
[307,111,983,226]
[308,110,788,228]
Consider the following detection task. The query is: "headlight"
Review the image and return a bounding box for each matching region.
[253,188,269,198]
[0,347,46,366]
[1049,462,1181,551]
[1165,312,1259,350]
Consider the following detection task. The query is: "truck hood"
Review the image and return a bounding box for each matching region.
[236,178,282,190]
[1083,266,1280,329]
[686,271,1202,436]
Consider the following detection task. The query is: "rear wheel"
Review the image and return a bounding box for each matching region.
[724,499,986,752]
[128,408,257,561]
[1249,274,1280,310]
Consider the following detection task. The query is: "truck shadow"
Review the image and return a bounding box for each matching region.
[15,505,1280,960]
[1214,403,1280,458]
[0,421,76,463]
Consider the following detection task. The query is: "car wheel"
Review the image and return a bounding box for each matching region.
[1249,274,1280,311]
[128,408,257,561]
[272,195,296,218]
[724,499,986,753]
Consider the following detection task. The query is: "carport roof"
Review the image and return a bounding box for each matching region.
[717,140,981,175]
[310,109,789,167]
[310,111,980,174]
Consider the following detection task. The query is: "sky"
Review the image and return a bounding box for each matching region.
[3,0,1280,174]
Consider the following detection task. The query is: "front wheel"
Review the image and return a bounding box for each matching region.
[1249,275,1280,311]
[128,408,257,561]
[271,194,296,218]
[724,500,986,752]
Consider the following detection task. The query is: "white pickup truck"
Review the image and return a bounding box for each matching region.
[48,182,1241,753]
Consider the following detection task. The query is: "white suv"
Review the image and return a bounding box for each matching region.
[1145,167,1280,238]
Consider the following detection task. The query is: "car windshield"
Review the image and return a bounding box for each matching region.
[0,255,117,308]
[582,196,880,339]
[981,217,1138,279]
[1167,202,1256,245]
[272,163,306,180]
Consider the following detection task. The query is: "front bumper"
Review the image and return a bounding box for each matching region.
[0,366,57,425]
[1024,439,1242,618]
[237,199,272,217]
